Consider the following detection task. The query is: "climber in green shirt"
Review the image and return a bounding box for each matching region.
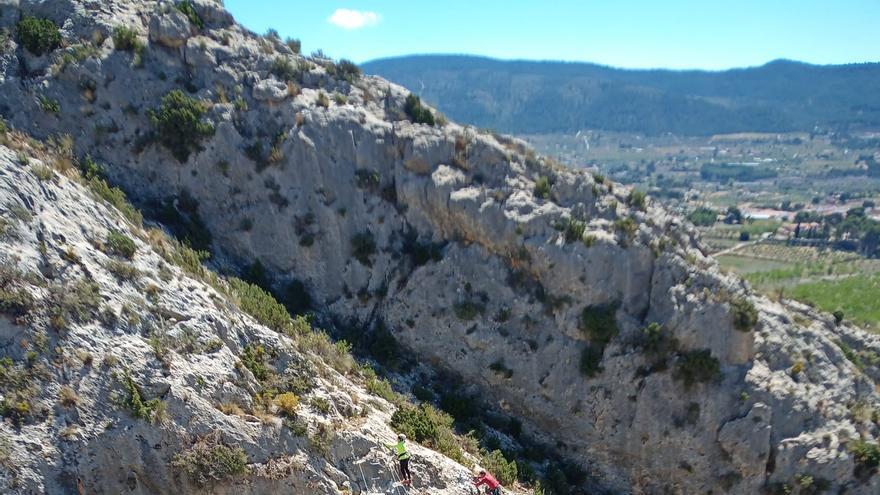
[386,433,413,485]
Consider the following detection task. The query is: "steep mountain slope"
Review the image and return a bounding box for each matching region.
[0,1,878,494]
[361,55,880,135]
[0,134,485,493]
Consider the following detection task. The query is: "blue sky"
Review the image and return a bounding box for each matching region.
[224,0,880,70]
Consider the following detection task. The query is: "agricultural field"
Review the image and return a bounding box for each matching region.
[715,244,880,332]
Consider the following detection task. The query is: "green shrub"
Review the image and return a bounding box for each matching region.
[730,297,758,332]
[285,37,301,54]
[534,176,551,199]
[404,94,435,126]
[0,285,35,317]
[482,449,518,485]
[355,168,381,190]
[105,259,141,281]
[270,57,299,81]
[454,300,484,321]
[105,230,137,259]
[48,279,101,328]
[638,322,678,367]
[390,403,463,463]
[579,304,618,345]
[614,217,638,241]
[311,396,331,414]
[334,59,361,82]
[37,95,60,113]
[687,207,717,226]
[149,90,215,163]
[85,174,143,226]
[227,278,292,334]
[112,26,143,52]
[16,16,61,56]
[309,422,335,456]
[851,439,880,468]
[175,1,204,29]
[351,231,377,267]
[313,91,328,108]
[627,190,647,211]
[366,376,396,402]
[832,310,845,325]
[675,350,721,388]
[562,217,585,243]
[172,434,248,487]
[121,372,163,422]
[0,357,39,426]
[273,392,299,417]
[579,343,605,377]
[241,344,272,382]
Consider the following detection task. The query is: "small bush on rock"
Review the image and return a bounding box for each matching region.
[47,279,101,328]
[0,263,35,317]
[534,176,551,200]
[121,372,163,422]
[614,217,638,242]
[273,392,299,417]
[675,350,721,388]
[37,96,60,113]
[334,59,361,82]
[285,37,301,54]
[730,297,758,332]
[390,403,464,462]
[270,57,299,81]
[17,16,61,56]
[149,90,215,163]
[175,1,204,29]
[562,217,585,243]
[454,300,485,321]
[404,94,435,126]
[105,230,137,259]
[638,322,679,369]
[627,190,647,211]
[241,344,272,382]
[172,433,249,487]
[579,304,618,345]
[112,26,143,52]
[851,439,880,469]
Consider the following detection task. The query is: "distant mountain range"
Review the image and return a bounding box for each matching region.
[362,55,880,136]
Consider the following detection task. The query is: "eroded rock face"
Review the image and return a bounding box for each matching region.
[0,1,878,494]
[0,146,484,494]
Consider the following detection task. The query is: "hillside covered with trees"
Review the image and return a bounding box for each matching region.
[362,56,880,136]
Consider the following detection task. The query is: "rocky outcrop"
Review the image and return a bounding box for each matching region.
[0,1,878,494]
[0,142,487,494]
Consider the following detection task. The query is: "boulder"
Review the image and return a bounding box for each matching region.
[149,9,192,48]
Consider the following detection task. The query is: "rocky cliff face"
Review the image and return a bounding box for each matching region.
[0,1,879,494]
[0,138,490,493]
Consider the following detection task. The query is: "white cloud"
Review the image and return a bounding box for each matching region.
[328,8,381,30]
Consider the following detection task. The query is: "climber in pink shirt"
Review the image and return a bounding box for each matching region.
[473,469,502,495]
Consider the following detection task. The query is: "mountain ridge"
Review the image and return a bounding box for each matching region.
[361,54,880,135]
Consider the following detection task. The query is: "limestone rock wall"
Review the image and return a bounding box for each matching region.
[0,1,878,493]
